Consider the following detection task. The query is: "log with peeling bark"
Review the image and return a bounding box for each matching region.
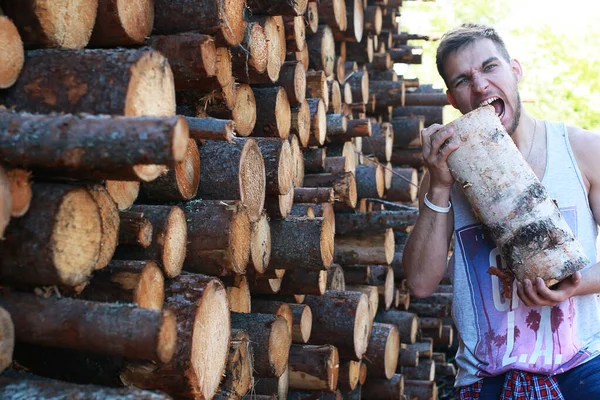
[197,138,265,222]
[404,92,450,106]
[362,373,404,400]
[369,52,392,70]
[335,209,418,236]
[230,312,290,377]
[284,16,306,52]
[404,380,437,400]
[2,291,176,363]
[327,264,346,291]
[303,172,357,209]
[392,32,431,46]
[335,118,372,141]
[363,121,393,162]
[0,376,173,399]
[118,210,153,248]
[139,138,201,202]
[255,137,293,196]
[307,25,336,76]
[294,187,335,204]
[386,167,418,202]
[186,117,235,142]
[390,148,425,168]
[407,302,450,319]
[392,105,443,127]
[247,0,308,15]
[0,48,175,117]
[253,367,289,399]
[290,101,311,147]
[217,329,254,399]
[231,22,269,83]
[368,68,398,82]
[89,0,154,47]
[391,116,423,149]
[288,344,339,392]
[153,0,245,46]
[5,169,29,218]
[220,276,251,313]
[0,111,188,182]
[0,0,97,49]
[251,299,293,337]
[375,310,418,344]
[121,274,230,400]
[182,199,251,276]
[0,15,23,88]
[0,306,13,374]
[364,323,399,379]
[339,360,361,391]
[290,303,312,343]
[306,98,327,146]
[252,86,292,139]
[78,260,164,310]
[270,217,334,270]
[441,106,590,284]
[335,229,394,265]
[355,164,385,198]
[0,183,101,287]
[389,46,422,64]
[145,33,225,92]
[305,291,371,360]
[87,185,119,271]
[332,0,364,42]
[279,269,328,296]
[113,205,186,279]
[398,344,419,367]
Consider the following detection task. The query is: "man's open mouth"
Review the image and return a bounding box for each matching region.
[478,97,505,118]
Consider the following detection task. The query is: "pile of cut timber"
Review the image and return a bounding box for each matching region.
[0,0,455,399]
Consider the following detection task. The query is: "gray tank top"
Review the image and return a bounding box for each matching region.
[450,120,600,387]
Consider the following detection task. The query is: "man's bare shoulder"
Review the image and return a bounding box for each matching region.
[566,125,600,188]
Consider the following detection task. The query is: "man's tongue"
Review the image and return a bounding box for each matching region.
[490,98,504,117]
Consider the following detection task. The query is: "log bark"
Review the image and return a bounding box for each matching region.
[2,291,176,363]
[252,86,292,139]
[89,0,154,47]
[304,291,371,360]
[249,211,272,274]
[220,276,251,313]
[247,0,308,15]
[306,98,327,146]
[344,39,374,65]
[199,84,257,136]
[251,299,294,337]
[0,183,101,287]
[253,367,289,399]
[0,376,173,399]
[182,199,251,276]
[392,32,431,46]
[335,229,394,265]
[113,205,186,279]
[307,25,336,76]
[325,156,350,175]
[442,106,590,284]
[0,16,23,88]
[139,138,200,202]
[403,380,437,400]
[0,306,13,374]
[392,105,443,127]
[305,2,319,33]
[389,46,422,64]
[197,138,265,222]
[0,111,188,181]
[369,53,392,70]
[231,21,269,81]
[288,344,339,392]
[0,0,97,49]
[338,360,360,391]
[361,373,403,400]
[369,80,405,109]
[145,33,224,91]
[368,68,398,82]
[318,0,346,31]
[355,164,385,198]
[332,0,364,42]
[291,101,311,147]
[289,134,305,187]
[364,6,382,35]
[290,303,313,343]
[374,310,418,344]
[255,137,293,195]
[363,121,393,162]
[346,70,369,105]
[121,274,230,400]
[279,269,328,295]
[328,79,343,114]
[404,92,450,106]
[386,167,418,202]
[406,341,433,359]
[265,188,295,220]
[270,217,334,270]
[398,344,419,367]
[230,312,291,377]
[118,210,153,248]
[303,148,327,173]
[105,181,139,211]
[305,70,328,108]
[325,113,349,139]
[364,323,399,379]
[186,117,235,142]
[402,359,435,381]
[284,16,306,52]
[277,61,307,104]
[303,172,357,209]
[0,48,175,117]
[391,116,423,149]
[327,264,346,291]
[5,168,28,218]
[248,276,283,295]
[390,148,425,168]
[217,329,253,399]
[78,260,164,311]
[294,187,335,204]
[87,185,120,271]
[407,302,450,319]
[335,210,418,235]
[153,0,246,46]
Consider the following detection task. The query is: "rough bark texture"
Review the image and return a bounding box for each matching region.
[391,116,423,149]
[279,270,328,296]
[403,359,436,381]
[0,291,176,363]
[288,344,339,392]
[90,0,154,47]
[153,0,246,46]
[307,25,335,76]
[392,105,443,127]
[251,300,294,338]
[113,205,186,279]
[294,187,335,204]
[0,16,24,88]
[390,148,425,168]
[246,0,308,16]
[121,274,230,400]
[374,310,418,345]
[290,101,311,147]
[304,291,371,360]
[369,80,405,109]
[303,147,327,173]
[197,138,265,223]
[0,48,175,117]
[398,344,419,367]
[403,380,437,400]
[439,106,589,285]
[217,329,254,399]
[335,229,394,265]
[303,172,357,209]
[364,323,399,379]
[355,164,385,199]
[335,210,418,236]
[404,92,450,106]
[182,199,251,276]
[361,374,404,400]
[0,0,98,49]
[253,367,289,399]
[255,137,293,196]
[290,303,312,343]
[252,86,291,139]
[118,210,153,248]
[0,183,101,287]
[186,116,235,142]
[386,167,418,203]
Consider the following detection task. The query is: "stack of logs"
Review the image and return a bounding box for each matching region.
[0,0,455,399]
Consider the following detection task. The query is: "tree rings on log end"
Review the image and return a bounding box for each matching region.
[161,207,187,278]
[250,212,271,274]
[233,84,257,136]
[269,316,292,377]
[105,181,140,210]
[239,138,267,223]
[353,293,371,359]
[0,16,23,88]
[157,309,177,364]
[90,0,154,46]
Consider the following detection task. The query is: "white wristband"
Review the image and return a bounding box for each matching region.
[424,193,451,213]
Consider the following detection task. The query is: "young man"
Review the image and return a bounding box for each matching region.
[402,23,600,399]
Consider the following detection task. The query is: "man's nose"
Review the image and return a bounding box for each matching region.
[472,73,489,93]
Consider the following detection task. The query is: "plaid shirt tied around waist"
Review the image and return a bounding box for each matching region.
[458,370,564,399]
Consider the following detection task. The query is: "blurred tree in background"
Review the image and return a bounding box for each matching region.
[399,0,600,130]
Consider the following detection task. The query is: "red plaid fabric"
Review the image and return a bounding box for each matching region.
[458,370,565,399]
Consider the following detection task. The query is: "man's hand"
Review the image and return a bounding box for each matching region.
[422,124,458,190]
[516,272,582,307]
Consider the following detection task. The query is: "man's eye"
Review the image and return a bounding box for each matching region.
[485,64,497,71]
[455,78,468,87]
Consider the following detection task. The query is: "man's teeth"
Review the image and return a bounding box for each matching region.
[478,97,499,108]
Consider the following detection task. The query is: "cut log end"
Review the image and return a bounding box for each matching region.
[275,87,292,138]
[162,207,187,278]
[354,294,371,359]
[90,0,154,46]
[251,212,272,274]
[0,306,14,374]
[125,50,176,117]
[233,84,257,136]
[105,181,140,210]
[240,138,267,222]
[6,169,30,218]
[174,138,201,200]
[220,0,247,46]
[135,261,165,310]
[157,310,177,364]
[320,218,335,269]
[0,16,24,88]
[296,304,312,343]
[278,139,294,195]
[231,205,253,273]
[87,185,119,270]
[385,326,400,379]
[0,168,10,237]
[248,22,269,73]
[291,101,311,147]
[269,316,292,376]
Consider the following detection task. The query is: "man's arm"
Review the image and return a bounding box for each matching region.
[402,124,458,298]
[517,126,600,306]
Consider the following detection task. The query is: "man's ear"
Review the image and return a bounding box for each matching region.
[511,58,523,83]
[446,89,458,109]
